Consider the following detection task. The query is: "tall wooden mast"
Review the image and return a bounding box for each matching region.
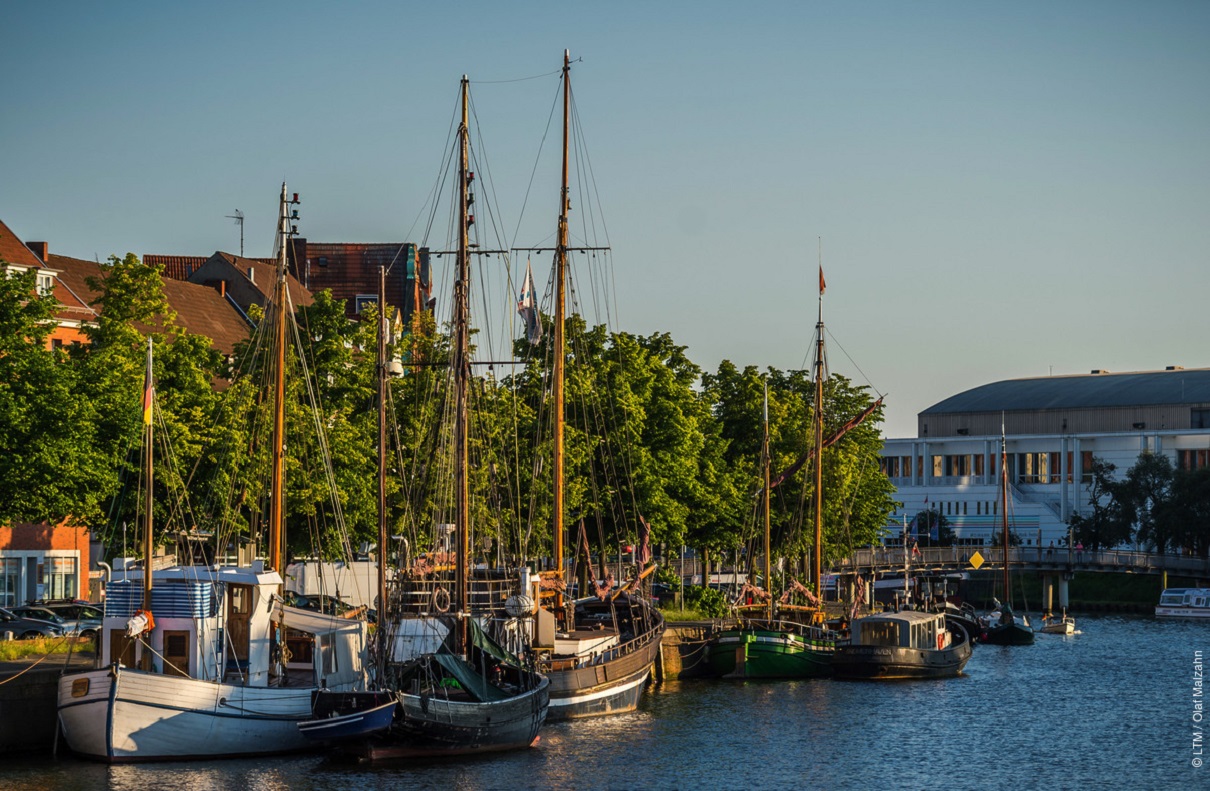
[1000,420,1010,604]
[552,50,571,615]
[377,265,389,638]
[141,336,155,612]
[268,183,292,575]
[762,381,773,620]
[811,271,826,606]
[454,76,472,654]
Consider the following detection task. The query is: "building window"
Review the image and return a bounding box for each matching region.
[44,557,77,600]
[1193,409,1210,430]
[1081,451,1095,483]
[1,559,19,607]
[36,273,53,296]
[354,294,378,315]
[1179,450,1210,471]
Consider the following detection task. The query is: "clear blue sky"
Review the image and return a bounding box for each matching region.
[3,1,1207,438]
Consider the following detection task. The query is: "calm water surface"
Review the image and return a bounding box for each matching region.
[2,615,1204,790]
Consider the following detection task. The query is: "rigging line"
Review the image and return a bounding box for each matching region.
[509,71,563,250]
[824,326,885,400]
[469,64,567,85]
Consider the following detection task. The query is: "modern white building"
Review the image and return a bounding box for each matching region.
[879,367,1210,548]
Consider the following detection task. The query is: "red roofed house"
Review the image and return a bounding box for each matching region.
[0,218,98,349]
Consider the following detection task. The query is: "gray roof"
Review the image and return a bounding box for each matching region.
[921,369,1210,415]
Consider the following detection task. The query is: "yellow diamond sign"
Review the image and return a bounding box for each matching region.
[969,551,985,570]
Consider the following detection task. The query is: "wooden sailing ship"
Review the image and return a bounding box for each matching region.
[57,187,370,762]
[980,425,1036,646]
[299,76,549,760]
[525,51,665,718]
[706,269,857,679]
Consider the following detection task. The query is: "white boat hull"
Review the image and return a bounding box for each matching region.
[58,666,337,762]
[1155,606,1210,618]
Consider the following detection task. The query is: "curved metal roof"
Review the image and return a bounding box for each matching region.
[921,369,1210,415]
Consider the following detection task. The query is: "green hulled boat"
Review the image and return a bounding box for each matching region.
[707,618,839,679]
[705,280,864,680]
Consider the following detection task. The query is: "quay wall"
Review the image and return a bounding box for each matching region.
[0,653,93,755]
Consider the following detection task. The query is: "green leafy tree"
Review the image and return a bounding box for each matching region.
[73,254,224,547]
[1163,467,1210,557]
[1117,452,1176,553]
[703,361,895,571]
[0,264,109,524]
[1068,456,1132,550]
[912,508,955,547]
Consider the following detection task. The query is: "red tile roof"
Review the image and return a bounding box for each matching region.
[0,218,45,269]
[49,254,252,355]
[143,255,214,281]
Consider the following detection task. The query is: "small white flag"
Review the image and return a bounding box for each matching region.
[517,260,542,345]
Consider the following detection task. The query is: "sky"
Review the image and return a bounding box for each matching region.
[3,1,1207,439]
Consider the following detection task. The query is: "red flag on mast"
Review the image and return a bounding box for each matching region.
[819,265,826,295]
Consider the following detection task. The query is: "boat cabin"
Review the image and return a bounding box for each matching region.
[101,563,366,688]
[850,610,950,651]
[1156,588,1210,617]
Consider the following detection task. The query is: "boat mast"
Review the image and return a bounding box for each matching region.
[811,264,826,609]
[268,183,292,575]
[552,50,571,619]
[377,265,389,642]
[454,76,472,655]
[762,381,772,620]
[141,336,154,612]
[1000,418,1010,605]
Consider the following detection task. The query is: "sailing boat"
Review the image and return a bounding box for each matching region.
[705,271,850,679]
[299,76,549,759]
[525,51,665,718]
[980,424,1036,646]
[57,188,371,762]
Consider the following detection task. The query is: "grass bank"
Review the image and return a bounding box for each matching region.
[0,635,94,662]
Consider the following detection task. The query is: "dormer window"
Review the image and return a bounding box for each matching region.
[36,272,54,296]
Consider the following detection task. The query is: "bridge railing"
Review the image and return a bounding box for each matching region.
[831,546,1210,576]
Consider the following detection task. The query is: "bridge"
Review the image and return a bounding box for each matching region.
[828,546,1210,579]
[827,546,1210,611]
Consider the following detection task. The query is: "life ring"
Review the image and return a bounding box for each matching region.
[937,632,945,651]
[431,587,451,613]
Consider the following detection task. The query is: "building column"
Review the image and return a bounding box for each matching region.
[1059,436,1068,521]
[1042,574,1055,612]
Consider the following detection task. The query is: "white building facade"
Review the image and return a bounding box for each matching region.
[879,367,1210,549]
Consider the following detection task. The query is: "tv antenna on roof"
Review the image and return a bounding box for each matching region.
[226,209,245,257]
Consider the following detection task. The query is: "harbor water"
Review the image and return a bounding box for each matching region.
[2,614,1204,790]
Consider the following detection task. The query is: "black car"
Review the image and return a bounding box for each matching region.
[0,606,66,639]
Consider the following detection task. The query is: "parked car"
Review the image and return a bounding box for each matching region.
[0,606,66,640]
[37,600,104,624]
[35,602,101,624]
[10,605,99,640]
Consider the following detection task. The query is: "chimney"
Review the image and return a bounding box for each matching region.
[248,266,255,284]
[220,280,227,298]
[28,242,49,263]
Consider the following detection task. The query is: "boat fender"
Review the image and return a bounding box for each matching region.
[937,632,945,651]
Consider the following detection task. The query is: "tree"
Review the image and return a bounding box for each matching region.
[0,264,110,524]
[1067,456,1132,550]
[701,361,896,572]
[1117,453,1176,553]
[911,508,955,547]
[1163,467,1210,557]
[74,254,225,547]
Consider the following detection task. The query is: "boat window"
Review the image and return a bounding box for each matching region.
[863,621,899,646]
